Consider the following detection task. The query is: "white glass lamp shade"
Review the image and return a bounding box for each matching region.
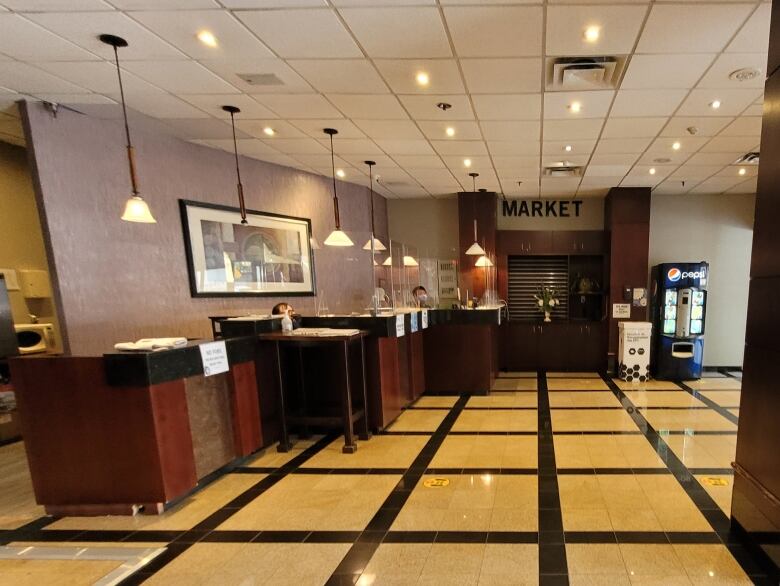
[362,237,387,251]
[475,255,494,267]
[465,242,486,256]
[324,229,354,247]
[382,256,393,266]
[403,255,419,267]
[121,195,156,223]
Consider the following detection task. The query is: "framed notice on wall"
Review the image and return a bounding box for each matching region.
[180,200,316,297]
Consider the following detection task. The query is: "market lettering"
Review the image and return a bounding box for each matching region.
[502,199,583,218]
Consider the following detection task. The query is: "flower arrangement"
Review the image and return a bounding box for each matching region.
[534,286,560,322]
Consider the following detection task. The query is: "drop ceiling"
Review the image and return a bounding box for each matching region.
[0,0,769,199]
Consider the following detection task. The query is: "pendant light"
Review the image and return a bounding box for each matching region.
[465,172,485,255]
[362,160,386,252]
[475,255,494,267]
[100,34,156,223]
[323,128,353,247]
[222,105,248,225]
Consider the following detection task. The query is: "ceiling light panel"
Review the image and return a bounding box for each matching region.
[253,93,343,118]
[326,94,409,119]
[288,60,388,94]
[237,9,361,58]
[0,14,98,61]
[543,91,614,119]
[460,58,541,94]
[636,4,754,54]
[198,58,313,94]
[443,6,543,57]
[399,94,475,120]
[374,60,464,94]
[610,89,687,117]
[676,88,763,117]
[340,7,451,58]
[546,5,646,56]
[621,54,715,90]
[471,94,541,120]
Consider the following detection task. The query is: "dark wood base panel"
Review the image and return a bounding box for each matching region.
[423,324,497,394]
[501,322,606,372]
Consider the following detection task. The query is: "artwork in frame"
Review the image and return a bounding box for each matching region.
[179,200,316,297]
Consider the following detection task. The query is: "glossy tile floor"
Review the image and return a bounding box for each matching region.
[0,371,777,585]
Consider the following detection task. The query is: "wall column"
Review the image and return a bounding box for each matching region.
[458,191,497,302]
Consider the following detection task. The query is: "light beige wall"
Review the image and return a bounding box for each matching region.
[649,193,756,367]
[0,141,62,352]
[387,197,460,259]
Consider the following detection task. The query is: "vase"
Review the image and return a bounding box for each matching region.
[544,311,551,322]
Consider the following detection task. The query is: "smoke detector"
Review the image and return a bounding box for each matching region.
[653,157,672,164]
[729,68,762,82]
[237,73,284,86]
[547,56,626,90]
[734,152,760,165]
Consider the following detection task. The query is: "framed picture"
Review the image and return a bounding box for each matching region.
[180,200,316,297]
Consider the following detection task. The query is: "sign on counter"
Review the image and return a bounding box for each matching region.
[410,312,418,333]
[421,309,429,329]
[612,303,631,319]
[395,314,405,337]
[199,340,229,376]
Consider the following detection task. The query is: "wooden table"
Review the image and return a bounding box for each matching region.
[260,330,371,454]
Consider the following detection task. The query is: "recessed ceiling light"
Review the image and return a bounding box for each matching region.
[415,71,430,87]
[569,101,582,113]
[672,141,681,150]
[564,144,573,152]
[446,126,455,137]
[710,100,721,109]
[336,169,345,178]
[197,30,218,48]
[463,158,472,168]
[263,127,275,136]
[738,167,747,175]
[584,26,600,43]
[649,168,657,175]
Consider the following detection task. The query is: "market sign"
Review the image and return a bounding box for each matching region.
[497,198,604,230]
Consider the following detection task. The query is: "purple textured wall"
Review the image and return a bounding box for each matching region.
[21,101,388,356]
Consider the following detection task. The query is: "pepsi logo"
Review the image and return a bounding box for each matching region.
[667,267,705,282]
[668,268,681,282]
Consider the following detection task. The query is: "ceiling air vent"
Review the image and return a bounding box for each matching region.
[734,152,760,165]
[237,73,285,86]
[544,163,582,178]
[546,56,625,91]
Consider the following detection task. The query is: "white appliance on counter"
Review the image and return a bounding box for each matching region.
[14,323,56,355]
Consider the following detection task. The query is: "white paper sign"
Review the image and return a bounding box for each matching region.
[410,312,419,333]
[395,314,405,337]
[421,309,429,329]
[199,340,229,376]
[612,303,631,319]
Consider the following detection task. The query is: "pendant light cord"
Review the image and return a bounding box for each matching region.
[368,164,375,236]
[228,110,248,224]
[329,132,340,229]
[112,44,139,196]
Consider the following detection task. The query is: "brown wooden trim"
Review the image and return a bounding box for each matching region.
[228,361,263,456]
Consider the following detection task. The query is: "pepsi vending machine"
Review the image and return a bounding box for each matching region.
[650,262,708,380]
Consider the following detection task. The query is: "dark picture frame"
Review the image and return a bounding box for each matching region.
[179,199,316,298]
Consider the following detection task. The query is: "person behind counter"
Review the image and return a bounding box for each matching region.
[272,302,301,330]
[412,286,430,308]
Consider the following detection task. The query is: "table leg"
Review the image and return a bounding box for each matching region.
[341,339,357,453]
[358,337,372,441]
[298,346,311,439]
[275,341,293,452]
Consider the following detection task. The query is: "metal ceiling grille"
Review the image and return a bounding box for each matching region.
[508,256,569,322]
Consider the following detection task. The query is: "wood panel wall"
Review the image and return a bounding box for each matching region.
[458,191,497,301]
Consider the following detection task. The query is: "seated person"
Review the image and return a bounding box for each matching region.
[412,286,430,308]
[271,302,301,328]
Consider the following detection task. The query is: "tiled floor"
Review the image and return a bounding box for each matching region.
[0,371,774,584]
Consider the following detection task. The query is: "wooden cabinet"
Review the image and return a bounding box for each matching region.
[552,231,606,254]
[498,230,606,256]
[501,322,605,372]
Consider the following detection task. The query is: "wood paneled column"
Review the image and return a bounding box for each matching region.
[458,191,497,301]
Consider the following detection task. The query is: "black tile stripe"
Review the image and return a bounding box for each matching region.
[326,395,469,585]
[599,373,777,582]
[677,381,740,425]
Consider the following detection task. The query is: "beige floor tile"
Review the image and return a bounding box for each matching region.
[0,559,125,586]
[218,474,399,531]
[641,409,737,432]
[548,378,610,391]
[697,390,741,407]
[566,543,627,575]
[468,392,537,408]
[492,378,538,391]
[362,543,432,582]
[245,437,321,468]
[0,442,45,530]
[479,544,538,585]
[413,395,458,408]
[562,508,614,531]
[301,435,427,469]
[429,435,537,469]
[662,435,737,469]
[387,409,447,432]
[613,379,682,391]
[548,372,601,378]
[684,379,741,391]
[548,391,622,408]
[619,544,686,578]
[47,473,261,531]
[672,544,752,584]
[551,409,638,432]
[452,410,538,432]
[695,474,733,514]
[498,372,537,378]
[622,391,705,408]
[569,574,632,585]
[554,435,666,469]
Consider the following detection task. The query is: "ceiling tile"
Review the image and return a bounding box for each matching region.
[353,119,422,140]
[292,153,349,167]
[652,180,696,196]
[584,164,632,178]
[431,139,487,156]
[374,59,463,94]
[660,116,733,138]
[685,152,742,166]
[480,120,539,141]
[579,176,627,190]
[540,176,581,196]
[33,60,163,94]
[338,153,397,169]
[122,60,238,93]
[442,154,492,173]
[0,61,87,94]
[676,88,763,117]
[291,119,365,139]
[696,53,767,89]
[25,93,115,105]
[260,137,328,154]
[645,136,708,154]
[719,116,762,137]
[542,154,588,167]
[621,165,672,187]
[111,0,219,7]
[26,11,184,61]
[340,7,450,58]
[543,118,603,140]
[543,90,614,120]
[589,153,639,167]
[123,93,211,118]
[471,94,541,120]
[700,135,759,153]
[399,94,474,120]
[742,103,763,117]
[690,176,745,194]
[543,140,595,156]
[326,94,408,119]
[207,138,281,158]
[239,119,308,139]
[130,10,275,61]
[621,54,715,89]
[594,137,652,154]
[417,120,482,141]
[160,118,250,140]
[545,5,647,56]
[390,155,445,169]
[601,117,667,138]
[460,58,541,94]
[488,141,539,156]
[236,9,360,58]
[715,165,757,179]
[253,93,343,118]
[636,150,692,166]
[289,59,388,94]
[501,182,540,198]
[636,4,754,54]
[727,4,771,54]
[725,176,758,194]
[0,14,98,61]
[407,168,458,184]
[178,94,277,118]
[492,155,540,171]
[2,0,113,9]
[443,6,543,57]
[669,165,723,181]
[197,58,313,94]
[374,139,435,155]
[610,90,687,117]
